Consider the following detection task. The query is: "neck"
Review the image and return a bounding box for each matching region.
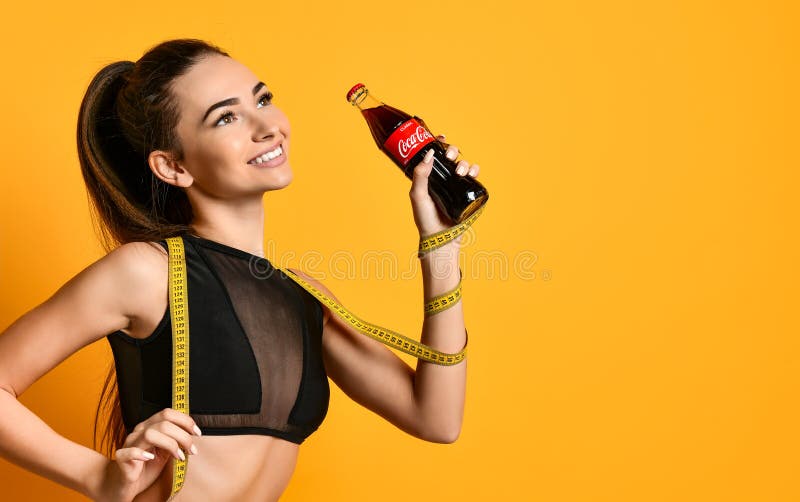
[187,195,267,259]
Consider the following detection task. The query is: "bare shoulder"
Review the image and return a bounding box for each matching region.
[106,240,168,281]
[106,241,170,334]
[43,240,166,310]
[56,240,170,334]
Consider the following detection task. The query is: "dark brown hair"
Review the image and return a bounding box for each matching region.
[76,38,230,458]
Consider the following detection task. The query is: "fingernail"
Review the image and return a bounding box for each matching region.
[446,150,457,160]
[143,451,155,460]
[177,449,186,461]
[424,149,435,162]
[190,444,198,455]
[457,165,467,175]
[193,425,202,436]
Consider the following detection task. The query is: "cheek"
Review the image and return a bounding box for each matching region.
[197,135,248,165]
[184,141,244,185]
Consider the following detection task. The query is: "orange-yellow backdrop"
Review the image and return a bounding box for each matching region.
[0,1,797,500]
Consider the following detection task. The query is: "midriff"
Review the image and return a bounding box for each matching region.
[134,434,300,502]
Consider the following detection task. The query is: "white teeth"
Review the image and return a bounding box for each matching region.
[250,145,283,164]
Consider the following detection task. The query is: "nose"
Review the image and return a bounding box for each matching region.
[253,112,281,141]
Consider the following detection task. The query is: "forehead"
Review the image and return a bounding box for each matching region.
[171,55,259,116]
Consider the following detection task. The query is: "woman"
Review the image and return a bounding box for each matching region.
[0,38,479,501]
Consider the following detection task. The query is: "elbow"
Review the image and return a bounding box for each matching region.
[0,385,16,399]
[424,426,462,444]
[439,429,461,444]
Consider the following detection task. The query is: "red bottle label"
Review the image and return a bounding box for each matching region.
[383,118,435,167]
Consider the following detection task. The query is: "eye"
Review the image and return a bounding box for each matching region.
[215,111,236,127]
[257,91,274,108]
[214,92,275,127]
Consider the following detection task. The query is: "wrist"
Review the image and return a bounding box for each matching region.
[418,234,462,259]
[83,455,112,500]
[419,240,461,268]
[420,247,461,300]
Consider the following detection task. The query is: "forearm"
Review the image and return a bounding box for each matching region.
[413,237,467,443]
[0,388,109,499]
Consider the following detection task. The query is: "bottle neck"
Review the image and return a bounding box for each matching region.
[350,88,383,110]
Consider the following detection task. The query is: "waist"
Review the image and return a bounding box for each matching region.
[137,434,300,502]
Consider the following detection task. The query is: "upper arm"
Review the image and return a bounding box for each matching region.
[0,241,166,398]
[287,268,426,440]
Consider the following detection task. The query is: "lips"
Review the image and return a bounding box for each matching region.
[247,143,284,164]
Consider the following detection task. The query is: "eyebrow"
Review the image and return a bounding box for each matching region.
[201,81,267,124]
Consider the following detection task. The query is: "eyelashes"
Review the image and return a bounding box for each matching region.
[215,91,274,127]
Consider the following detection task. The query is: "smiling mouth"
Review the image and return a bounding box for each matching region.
[247,143,285,166]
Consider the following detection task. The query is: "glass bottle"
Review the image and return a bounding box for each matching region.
[347,83,489,224]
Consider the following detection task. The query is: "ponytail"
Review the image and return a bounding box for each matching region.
[78,38,229,457]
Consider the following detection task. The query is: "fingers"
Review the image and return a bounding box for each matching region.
[410,148,435,198]
[137,423,195,460]
[435,133,459,159]
[115,446,156,463]
[454,160,480,177]
[133,407,202,437]
[127,408,201,461]
[436,134,480,178]
[445,145,459,161]
[435,134,479,177]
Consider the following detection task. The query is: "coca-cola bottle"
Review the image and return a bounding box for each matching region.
[346,83,489,225]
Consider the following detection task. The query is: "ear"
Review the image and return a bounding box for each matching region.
[148,150,194,188]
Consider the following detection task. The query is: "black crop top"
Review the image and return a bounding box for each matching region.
[106,234,330,444]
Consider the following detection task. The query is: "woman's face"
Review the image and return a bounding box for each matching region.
[164,54,292,198]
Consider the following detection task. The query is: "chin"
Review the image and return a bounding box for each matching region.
[266,163,294,190]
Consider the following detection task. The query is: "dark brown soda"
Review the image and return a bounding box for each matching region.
[350,85,489,225]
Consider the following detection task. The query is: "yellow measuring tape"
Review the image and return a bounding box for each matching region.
[165,237,189,500]
[165,201,486,498]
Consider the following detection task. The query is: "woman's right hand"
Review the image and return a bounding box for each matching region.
[94,408,201,502]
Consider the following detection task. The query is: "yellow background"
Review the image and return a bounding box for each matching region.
[0,0,797,500]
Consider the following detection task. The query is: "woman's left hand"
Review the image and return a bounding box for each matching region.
[410,134,480,239]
